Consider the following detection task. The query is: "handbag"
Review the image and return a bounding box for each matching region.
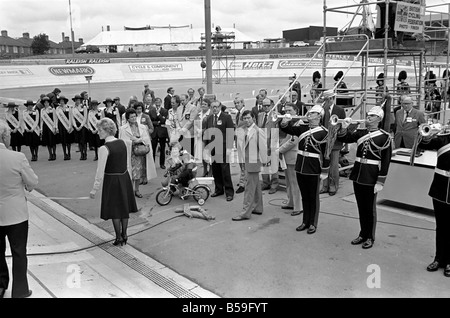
[133,142,150,156]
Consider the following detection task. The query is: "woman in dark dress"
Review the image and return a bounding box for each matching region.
[39,96,59,161]
[22,100,41,161]
[101,97,121,137]
[4,102,24,152]
[71,94,89,160]
[55,96,74,160]
[90,118,138,246]
[87,100,104,161]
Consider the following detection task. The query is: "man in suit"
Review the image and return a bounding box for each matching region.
[234,97,247,194]
[258,98,279,194]
[113,97,126,118]
[251,94,265,119]
[320,90,346,196]
[394,95,426,149]
[164,87,175,110]
[290,90,307,116]
[203,100,235,201]
[277,103,303,216]
[0,120,38,298]
[148,97,169,169]
[232,110,268,221]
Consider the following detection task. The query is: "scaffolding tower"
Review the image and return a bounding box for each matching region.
[201,29,236,84]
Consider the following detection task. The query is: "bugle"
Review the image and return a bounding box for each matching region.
[330,114,366,126]
[418,123,450,137]
[272,113,308,122]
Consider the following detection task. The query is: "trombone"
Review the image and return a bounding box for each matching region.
[330,114,366,126]
[418,123,450,137]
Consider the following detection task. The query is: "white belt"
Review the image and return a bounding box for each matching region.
[435,168,450,177]
[355,157,380,165]
[297,150,320,159]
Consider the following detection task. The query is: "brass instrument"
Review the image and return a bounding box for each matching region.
[271,112,308,122]
[418,123,450,137]
[330,114,366,126]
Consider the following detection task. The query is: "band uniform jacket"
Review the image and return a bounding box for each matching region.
[337,128,392,186]
[0,143,39,226]
[280,122,330,176]
[394,107,426,148]
[203,112,235,162]
[148,105,169,139]
[236,124,268,173]
[418,133,450,204]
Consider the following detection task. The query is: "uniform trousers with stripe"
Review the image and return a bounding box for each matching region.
[353,182,377,240]
[297,174,320,227]
[433,199,450,265]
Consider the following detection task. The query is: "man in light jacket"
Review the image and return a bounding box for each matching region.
[0,119,38,298]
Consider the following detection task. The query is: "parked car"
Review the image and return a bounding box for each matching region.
[290,41,309,47]
[314,41,323,46]
[75,45,100,54]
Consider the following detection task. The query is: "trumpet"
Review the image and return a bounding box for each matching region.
[330,114,366,126]
[418,123,450,137]
[272,113,308,122]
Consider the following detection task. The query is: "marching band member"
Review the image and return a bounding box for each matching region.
[4,102,24,152]
[279,104,330,234]
[417,126,450,277]
[40,96,59,161]
[337,106,393,249]
[71,94,89,160]
[55,96,74,160]
[88,100,103,161]
[22,100,40,161]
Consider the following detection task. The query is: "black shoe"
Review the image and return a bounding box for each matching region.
[211,192,224,197]
[291,211,302,216]
[444,265,450,277]
[113,238,124,246]
[121,234,128,245]
[226,196,234,202]
[15,290,32,298]
[281,205,294,210]
[0,287,5,298]
[94,155,98,161]
[362,238,374,249]
[427,261,440,272]
[252,211,262,215]
[351,236,365,245]
[296,223,307,231]
[307,225,316,234]
[64,155,69,160]
[236,186,245,194]
[329,191,336,196]
[261,186,270,191]
[160,165,166,170]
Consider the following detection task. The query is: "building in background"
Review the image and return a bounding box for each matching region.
[283,26,338,45]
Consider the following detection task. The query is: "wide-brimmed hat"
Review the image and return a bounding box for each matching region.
[24,100,36,106]
[58,96,69,103]
[72,94,82,101]
[41,96,50,102]
[90,99,100,105]
[3,101,18,108]
[103,97,113,104]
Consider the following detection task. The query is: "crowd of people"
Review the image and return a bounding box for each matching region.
[2,67,450,297]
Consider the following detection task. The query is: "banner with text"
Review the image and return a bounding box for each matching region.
[128,63,183,72]
[394,1,425,33]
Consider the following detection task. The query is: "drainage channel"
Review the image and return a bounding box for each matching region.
[28,195,201,298]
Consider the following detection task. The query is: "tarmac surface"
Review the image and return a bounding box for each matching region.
[2,79,450,298]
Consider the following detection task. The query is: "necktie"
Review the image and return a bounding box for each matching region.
[214,114,218,127]
[404,110,409,123]
[183,104,186,115]
[262,113,268,127]
[236,112,240,125]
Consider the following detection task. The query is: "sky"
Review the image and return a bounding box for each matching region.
[0,0,448,43]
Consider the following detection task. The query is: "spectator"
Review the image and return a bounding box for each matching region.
[203,100,235,202]
[0,119,38,298]
[251,94,265,119]
[177,94,197,156]
[424,71,442,121]
[187,88,196,102]
[393,95,426,149]
[113,97,126,118]
[90,118,138,247]
[258,98,279,194]
[148,97,169,169]
[310,71,323,102]
[234,97,246,193]
[277,103,303,216]
[142,83,155,104]
[87,100,103,161]
[289,90,306,116]
[396,70,411,105]
[196,98,212,177]
[101,98,121,136]
[232,110,268,221]
[164,87,175,110]
[119,109,157,198]
[35,93,47,112]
